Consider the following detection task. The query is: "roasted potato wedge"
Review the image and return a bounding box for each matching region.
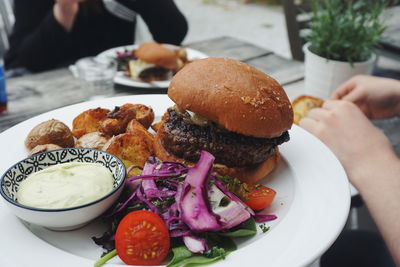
[151,121,163,133]
[25,119,75,150]
[72,108,110,138]
[292,95,324,125]
[133,104,155,129]
[100,104,136,136]
[103,133,152,170]
[29,144,63,156]
[151,112,168,132]
[75,132,110,150]
[126,119,155,153]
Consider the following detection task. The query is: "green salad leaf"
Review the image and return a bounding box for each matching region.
[167,234,237,267]
[167,245,232,267]
[218,217,257,237]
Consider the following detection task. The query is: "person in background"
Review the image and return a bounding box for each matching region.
[300,75,400,267]
[5,0,188,72]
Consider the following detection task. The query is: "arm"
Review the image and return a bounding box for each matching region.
[299,100,400,265]
[53,0,83,32]
[357,151,400,267]
[120,0,188,45]
[331,75,400,119]
[5,0,82,72]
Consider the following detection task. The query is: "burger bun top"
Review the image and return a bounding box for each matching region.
[168,57,293,138]
[135,42,178,70]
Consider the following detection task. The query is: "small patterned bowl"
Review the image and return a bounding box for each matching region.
[0,148,126,231]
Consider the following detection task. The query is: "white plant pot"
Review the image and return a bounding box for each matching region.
[303,43,376,99]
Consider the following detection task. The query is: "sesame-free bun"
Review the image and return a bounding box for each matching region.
[135,42,178,70]
[168,57,293,138]
[153,125,280,183]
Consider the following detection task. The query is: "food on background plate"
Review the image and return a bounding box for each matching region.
[17,162,114,209]
[93,151,278,267]
[292,95,324,125]
[25,119,75,150]
[115,42,189,82]
[154,57,293,183]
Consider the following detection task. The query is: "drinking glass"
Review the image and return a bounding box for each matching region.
[75,57,116,97]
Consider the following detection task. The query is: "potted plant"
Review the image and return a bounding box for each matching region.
[303,0,387,99]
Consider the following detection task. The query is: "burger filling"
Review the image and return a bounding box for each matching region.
[160,107,290,168]
[129,60,172,82]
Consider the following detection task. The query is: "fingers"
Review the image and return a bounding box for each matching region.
[298,117,318,133]
[299,106,330,134]
[339,86,366,104]
[322,99,340,109]
[330,79,355,100]
[305,107,329,121]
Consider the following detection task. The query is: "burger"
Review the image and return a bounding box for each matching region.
[154,57,293,183]
[129,42,188,82]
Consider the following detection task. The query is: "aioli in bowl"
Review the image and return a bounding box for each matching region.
[17,162,114,209]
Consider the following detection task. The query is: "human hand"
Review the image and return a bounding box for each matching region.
[330,75,400,120]
[54,0,87,31]
[299,100,396,188]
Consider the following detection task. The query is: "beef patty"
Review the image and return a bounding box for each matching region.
[160,108,290,167]
[139,67,172,82]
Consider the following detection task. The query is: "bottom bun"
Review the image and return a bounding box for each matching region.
[153,126,280,184]
[213,151,280,184]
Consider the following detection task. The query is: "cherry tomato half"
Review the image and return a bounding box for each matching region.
[115,210,170,266]
[244,184,276,211]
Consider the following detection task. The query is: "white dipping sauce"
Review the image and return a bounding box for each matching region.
[17,162,114,209]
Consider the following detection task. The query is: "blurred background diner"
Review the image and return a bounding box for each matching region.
[1,1,400,267]
[3,0,188,73]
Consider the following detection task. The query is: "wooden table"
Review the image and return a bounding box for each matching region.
[1,35,399,156]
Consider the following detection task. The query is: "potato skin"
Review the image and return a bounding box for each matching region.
[151,112,168,132]
[25,119,75,150]
[103,133,152,169]
[72,108,110,138]
[29,144,63,156]
[75,132,110,150]
[133,104,154,129]
[126,119,155,153]
[100,104,136,136]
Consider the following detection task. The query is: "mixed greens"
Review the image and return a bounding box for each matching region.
[93,151,277,266]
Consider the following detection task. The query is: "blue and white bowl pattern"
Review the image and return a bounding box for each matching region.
[1,148,125,202]
[0,148,127,230]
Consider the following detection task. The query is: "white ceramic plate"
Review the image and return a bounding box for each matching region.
[96,45,208,89]
[0,95,350,267]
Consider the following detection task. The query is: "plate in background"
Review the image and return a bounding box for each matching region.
[96,45,208,89]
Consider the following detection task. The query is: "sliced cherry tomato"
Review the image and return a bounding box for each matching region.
[115,210,170,266]
[244,184,276,211]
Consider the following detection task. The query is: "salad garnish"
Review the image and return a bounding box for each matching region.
[93,151,277,266]
[115,49,137,73]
